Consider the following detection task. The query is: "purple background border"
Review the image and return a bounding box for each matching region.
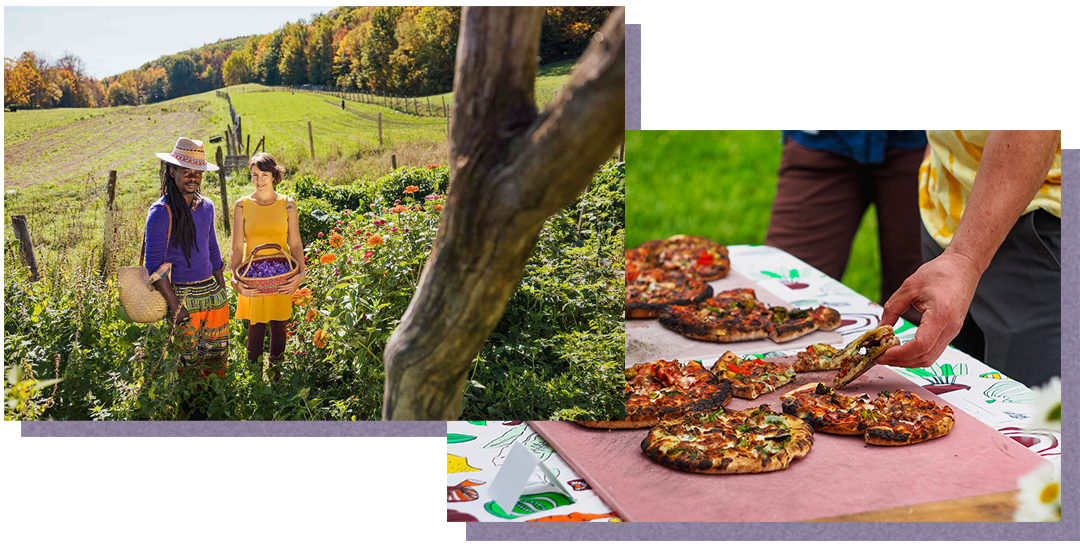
[464,148,1071,538]
[625,23,640,131]
[21,421,445,436]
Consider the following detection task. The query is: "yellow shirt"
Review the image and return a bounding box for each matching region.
[235,193,294,323]
[919,130,1061,248]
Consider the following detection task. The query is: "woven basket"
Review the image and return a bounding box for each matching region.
[234,243,299,295]
[118,204,172,323]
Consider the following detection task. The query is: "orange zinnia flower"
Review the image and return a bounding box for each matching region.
[320,253,337,264]
[292,287,313,306]
[313,329,328,349]
[435,204,444,211]
[305,309,317,322]
[328,232,344,248]
[404,185,420,194]
[390,205,407,214]
[367,234,384,246]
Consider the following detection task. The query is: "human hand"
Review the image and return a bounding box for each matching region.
[276,272,304,295]
[232,279,260,298]
[170,303,191,326]
[876,251,983,369]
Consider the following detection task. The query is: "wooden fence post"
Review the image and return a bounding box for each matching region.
[426,97,431,116]
[246,135,251,158]
[11,215,39,281]
[224,126,232,155]
[98,170,118,278]
[216,147,230,235]
[378,112,383,148]
[236,115,243,151]
[444,103,450,139]
[391,154,397,170]
[308,121,315,159]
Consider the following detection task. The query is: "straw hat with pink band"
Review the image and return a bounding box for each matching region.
[155,137,219,171]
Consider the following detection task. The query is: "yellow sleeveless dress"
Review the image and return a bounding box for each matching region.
[236,193,294,323]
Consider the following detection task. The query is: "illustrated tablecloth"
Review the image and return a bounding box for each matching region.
[446,245,1061,522]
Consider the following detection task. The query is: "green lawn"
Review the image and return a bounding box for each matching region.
[625,130,884,302]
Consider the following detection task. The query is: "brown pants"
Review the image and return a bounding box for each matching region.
[765,139,924,305]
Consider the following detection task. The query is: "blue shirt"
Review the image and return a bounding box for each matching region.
[783,130,927,165]
[144,196,224,283]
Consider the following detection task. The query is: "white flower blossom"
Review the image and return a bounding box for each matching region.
[1027,376,1061,432]
[1014,461,1060,522]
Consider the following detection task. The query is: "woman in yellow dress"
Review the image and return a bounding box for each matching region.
[230,153,306,378]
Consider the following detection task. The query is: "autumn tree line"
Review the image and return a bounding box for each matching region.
[3,6,612,110]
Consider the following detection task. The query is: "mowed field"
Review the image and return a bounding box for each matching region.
[4,60,576,280]
[4,92,232,275]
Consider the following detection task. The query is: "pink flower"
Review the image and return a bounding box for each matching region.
[352,244,362,250]
[394,199,401,204]
[355,229,363,235]
[373,220,386,226]
[390,227,399,232]
[364,250,374,258]
[317,232,325,237]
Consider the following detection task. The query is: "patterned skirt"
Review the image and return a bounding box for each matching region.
[172,277,230,376]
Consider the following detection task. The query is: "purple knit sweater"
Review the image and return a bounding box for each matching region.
[144,196,224,283]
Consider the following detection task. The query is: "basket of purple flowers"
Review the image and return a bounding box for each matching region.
[233,243,299,294]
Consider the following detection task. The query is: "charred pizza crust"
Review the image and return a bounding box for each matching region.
[659,288,841,344]
[659,288,771,341]
[578,359,734,429]
[780,383,879,435]
[711,351,796,399]
[640,405,814,474]
[864,389,955,446]
[768,306,842,342]
[832,326,901,389]
[625,268,714,319]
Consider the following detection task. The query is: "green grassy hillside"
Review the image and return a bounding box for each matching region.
[3,62,577,280]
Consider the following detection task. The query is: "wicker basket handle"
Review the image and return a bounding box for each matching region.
[247,243,283,261]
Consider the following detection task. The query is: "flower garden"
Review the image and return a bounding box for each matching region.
[4,162,625,421]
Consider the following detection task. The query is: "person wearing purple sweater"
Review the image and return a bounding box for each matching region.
[145,138,229,388]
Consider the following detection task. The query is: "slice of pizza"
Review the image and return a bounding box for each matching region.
[625,268,714,319]
[655,235,731,281]
[766,305,843,343]
[640,405,814,474]
[659,288,773,342]
[832,325,901,389]
[710,351,796,399]
[780,383,880,435]
[792,343,842,372]
[863,389,955,446]
[577,359,734,429]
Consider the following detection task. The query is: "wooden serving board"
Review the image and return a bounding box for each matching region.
[625,269,844,368]
[530,365,1049,522]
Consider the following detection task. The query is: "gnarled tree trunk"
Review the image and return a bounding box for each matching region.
[382,7,625,420]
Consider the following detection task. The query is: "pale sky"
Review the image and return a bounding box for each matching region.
[4,6,335,79]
